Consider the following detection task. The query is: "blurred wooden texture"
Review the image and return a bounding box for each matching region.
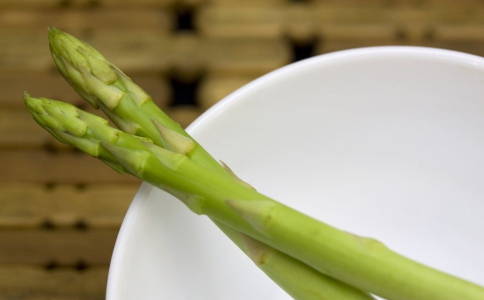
[0,229,118,265]
[0,183,137,228]
[2,1,484,299]
[0,266,108,300]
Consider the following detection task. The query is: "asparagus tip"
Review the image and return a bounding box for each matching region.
[47,27,62,41]
[23,91,32,105]
[47,26,59,33]
[23,92,42,112]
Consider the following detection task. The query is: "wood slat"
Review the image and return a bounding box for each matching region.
[393,6,484,38]
[205,0,484,8]
[166,105,203,128]
[0,29,175,73]
[311,7,422,53]
[2,31,290,76]
[314,6,399,24]
[0,150,140,184]
[201,0,285,6]
[424,0,484,5]
[320,0,484,5]
[77,33,183,73]
[422,25,484,56]
[0,71,171,109]
[199,75,256,110]
[0,9,173,33]
[202,38,290,76]
[98,0,174,8]
[198,4,484,45]
[319,24,399,41]
[0,229,117,265]
[198,5,398,39]
[0,0,62,9]
[199,5,457,50]
[198,4,317,42]
[197,6,286,39]
[426,40,484,58]
[0,109,53,149]
[310,0,396,4]
[0,30,172,73]
[85,33,290,76]
[284,5,320,43]
[0,0,173,9]
[314,4,484,25]
[0,31,52,72]
[433,24,484,41]
[315,24,402,55]
[0,71,85,109]
[0,266,107,300]
[317,22,484,54]
[0,183,137,228]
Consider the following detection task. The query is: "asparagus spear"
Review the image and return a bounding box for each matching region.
[47,27,221,172]
[25,95,484,300]
[46,28,375,300]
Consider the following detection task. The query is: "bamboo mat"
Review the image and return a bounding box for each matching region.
[1,0,484,299]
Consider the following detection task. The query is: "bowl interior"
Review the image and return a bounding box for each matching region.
[107,47,484,300]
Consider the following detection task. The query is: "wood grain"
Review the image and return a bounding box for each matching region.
[0,266,108,300]
[0,71,171,108]
[0,109,51,148]
[0,71,85,109]
[0,183,137,228]
[199,75,256,110]
[198,4,317,42]
[0,150,140,184]
[2,31,290,76]
[166,105,203,128]
[0,9,173,33]
[201,37,290,76]
[198,4,484,48]
[0,229,118,265]
[0,0,174,9]
[197,6,286,39]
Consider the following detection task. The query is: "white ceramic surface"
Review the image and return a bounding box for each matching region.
[107,47,484,300]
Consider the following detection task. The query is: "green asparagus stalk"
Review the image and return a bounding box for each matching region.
[25,95,484,300]
[218,225,374,300]
[47,27,221,173]
[46,28,375,300]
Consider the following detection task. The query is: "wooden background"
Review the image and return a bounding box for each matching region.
[2,0,484,299]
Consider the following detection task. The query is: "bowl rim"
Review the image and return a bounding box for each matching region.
[106,45,484,299]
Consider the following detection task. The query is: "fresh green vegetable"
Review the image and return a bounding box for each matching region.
[25,93,484,300]
[48,27,221,172]
[45,28,376,300]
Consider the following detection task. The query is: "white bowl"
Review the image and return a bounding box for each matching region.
[107,47,484,300]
